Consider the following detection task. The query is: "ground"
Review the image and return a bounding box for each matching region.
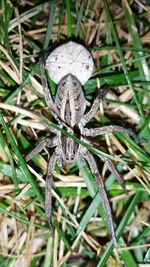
[0,0,150,266]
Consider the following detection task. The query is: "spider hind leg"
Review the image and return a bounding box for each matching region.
[102,157,128,194]
[80,150,119,250]
[45,150,60,236]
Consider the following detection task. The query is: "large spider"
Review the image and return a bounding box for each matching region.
[25,42,134,249]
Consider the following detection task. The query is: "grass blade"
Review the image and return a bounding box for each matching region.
[0,112,44,205]
[96,192,142,267]
[43,1,55,49]
[65,0,72,37]
[102,0,145,125]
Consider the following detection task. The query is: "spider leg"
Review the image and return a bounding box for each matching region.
[101,157,128,193]
[81,125,135,138]
[80,150,118,250]
[79,88,108,126]
[39,56,59,121]
[25,137,57,162]
[45,149,60,236]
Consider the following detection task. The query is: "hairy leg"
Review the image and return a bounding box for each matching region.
[45,149,60,236]
[25,137,57,162]
[101,157,127,193]
[81,125,135,138]
[80,150,118,249]
[39,56,60,121]
[79,88,108,127]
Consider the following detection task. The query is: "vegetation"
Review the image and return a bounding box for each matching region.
[0,0,150,266]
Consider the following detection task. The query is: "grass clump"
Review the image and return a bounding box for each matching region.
[0,0,150,266]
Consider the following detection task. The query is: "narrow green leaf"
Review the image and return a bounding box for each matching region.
[77,158,114,234]
[0,132,18,190]
[96,192,142,267]
[76,192,100,235]
[0,112,44,206]
[43,237,53,267]
[0,205,47,230]
[75,1,84,37]
[43,1,55,49]
[65,0,72,37]
[119,238,138,267]
[123,0,150,88]
[102,0,145,125]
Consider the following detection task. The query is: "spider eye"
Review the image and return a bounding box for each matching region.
[62,81,66,86]
[73,81,77,86]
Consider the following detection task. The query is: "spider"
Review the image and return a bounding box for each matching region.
[25,42,134,249]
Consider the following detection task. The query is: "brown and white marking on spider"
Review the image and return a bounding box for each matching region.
[26,41,134,250]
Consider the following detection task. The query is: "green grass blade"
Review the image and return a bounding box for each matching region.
[123,0,150,87]
[57,3,65,42]
[119,238,138,267]
[0,205,47,230]
[43,237,53,267]
[85,69,140,94]
[75,1,84,37]
[77,157,118,236]
[0,112,44,205]
[0,132,18,190]
[65,0,72,37]
[96,191,142,267]
[43,1,55,49]
[42,117,150,166]
[0,0,13,53]
[76,192,100,235]
[102,0,145,125]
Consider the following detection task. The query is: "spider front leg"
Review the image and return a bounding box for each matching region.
[79,88,108,127]
[81,125,135,138]
[25,137,57,162]
[80,150,118,250]
[39,56,59,121]
[45,148,61,236]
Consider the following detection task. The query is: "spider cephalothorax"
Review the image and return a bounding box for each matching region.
[26,41,134,249]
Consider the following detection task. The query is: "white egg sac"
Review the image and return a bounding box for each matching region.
[46,41,94,85]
